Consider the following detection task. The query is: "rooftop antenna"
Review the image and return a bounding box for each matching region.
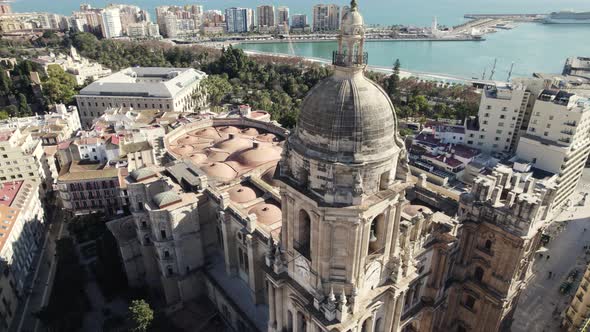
[507,62,515,82]
[489,58,497,80]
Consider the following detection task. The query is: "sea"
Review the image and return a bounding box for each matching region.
[10,0,590,78]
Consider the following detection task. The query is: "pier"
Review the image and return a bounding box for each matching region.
[464,13,545,21]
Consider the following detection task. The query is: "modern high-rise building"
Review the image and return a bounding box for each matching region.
[100,7,123,39]
[313,3,340,32]
[464,83,533,154]
[277,6,289,26]
[291,14,307,29]
[515,90,590,208]
[225,7,254,33]
[256,5,275,28]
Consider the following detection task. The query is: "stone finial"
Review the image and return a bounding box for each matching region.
[328,287,336,303]
[246,214,257,233]
[273,246,285,274]
[351,0,358,10]
[339,288,347,305]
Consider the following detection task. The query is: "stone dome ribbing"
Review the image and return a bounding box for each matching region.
[291,68,398,164]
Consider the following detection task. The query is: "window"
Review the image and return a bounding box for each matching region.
[546,124,551,128]
[486,105,491,110]
[484,239,492,251]
[498,122,504,127]
[164,250,170,258]
[495,137,500,141]
[549,115,554,120]
[544,132,549,136]
[474,267,484,281]
[496,130,502,134]
[483,120,488,125]
[484,113,490,117]
[530,127,536,132]
[295,210,311,260]
[464,295,476,310]
[479,135,485,139]
[161,230,167,239]
[369,214,385,254]
[500,115,505,119]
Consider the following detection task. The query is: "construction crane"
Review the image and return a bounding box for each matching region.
[488,58,497,80]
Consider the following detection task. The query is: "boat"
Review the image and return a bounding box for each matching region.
[543,11,590,24]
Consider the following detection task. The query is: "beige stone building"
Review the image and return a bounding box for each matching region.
[563,263,590,331]
[107,3,559,332]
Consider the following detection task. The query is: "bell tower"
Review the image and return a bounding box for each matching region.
[264,2,414,332]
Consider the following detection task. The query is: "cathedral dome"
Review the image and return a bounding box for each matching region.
[291,69,398,164]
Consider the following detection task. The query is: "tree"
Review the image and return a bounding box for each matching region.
[0,70,12,96]
[129,299,154,332]
[42,65,78,104]
[386,59,401,102]
[202,74,232,106]
[17,93,31,116]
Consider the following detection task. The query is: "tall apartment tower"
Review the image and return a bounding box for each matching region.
[265,2,415,331]
[465,83,532,155]
[226,7,254,33]
[100,7,123,39]
[257,5,275,28]
[291,14,307,29]
[516,90,590,208]
[312,4,340,32]
[277,7,290,26]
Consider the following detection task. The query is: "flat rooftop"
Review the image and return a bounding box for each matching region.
[78,67,207,99]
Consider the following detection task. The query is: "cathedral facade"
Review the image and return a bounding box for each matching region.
[108,2,557,331]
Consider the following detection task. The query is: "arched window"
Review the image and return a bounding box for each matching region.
[375,318,383,332]
[484,239,493,251]
[368,214,385,254]
[287,311,294,332]
[474,267,484,282]
[295,210,311,260]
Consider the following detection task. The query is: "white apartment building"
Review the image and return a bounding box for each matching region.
[312,4,340,32]
[277,7,290,26]
[0,179,44,329]
[76,67,208,127]
[127,22,160,38]
[465,83,532,155]
[101,7,123,39]
[516,90,590,208]
[0,129,49,192]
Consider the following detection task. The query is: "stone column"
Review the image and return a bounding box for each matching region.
[391,292,404,332]
[268,283,276,331]
[275,286,284,330]
[219,214,236,276]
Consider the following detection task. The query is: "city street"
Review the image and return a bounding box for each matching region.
[512,169,590,332]
[9,208,66,332]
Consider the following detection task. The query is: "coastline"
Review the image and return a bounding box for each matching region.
[238,48,482,84]
[237,37,485,44]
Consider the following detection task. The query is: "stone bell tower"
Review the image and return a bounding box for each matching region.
[264,1,414,331]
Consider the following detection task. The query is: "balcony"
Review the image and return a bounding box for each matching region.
[564,121,577,127]
[332,51,368,67]
[559,137,572,144]
[561,129,575,135]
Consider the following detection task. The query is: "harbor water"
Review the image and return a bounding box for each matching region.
[11,0,590,78]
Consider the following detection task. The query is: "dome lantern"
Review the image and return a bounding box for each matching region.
[334,0,366,67]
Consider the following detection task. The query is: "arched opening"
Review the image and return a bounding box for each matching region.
[474,266,484,282]
[375,318,383,332]
[361,317,373,332]
[368,214,385,254]
[295,210,311,260]
[286,311,293,332]
[379,171,390,190]
[296,312,306,332]
[484,239,493,251]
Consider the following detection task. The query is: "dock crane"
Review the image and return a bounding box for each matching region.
[488,58,497,80]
